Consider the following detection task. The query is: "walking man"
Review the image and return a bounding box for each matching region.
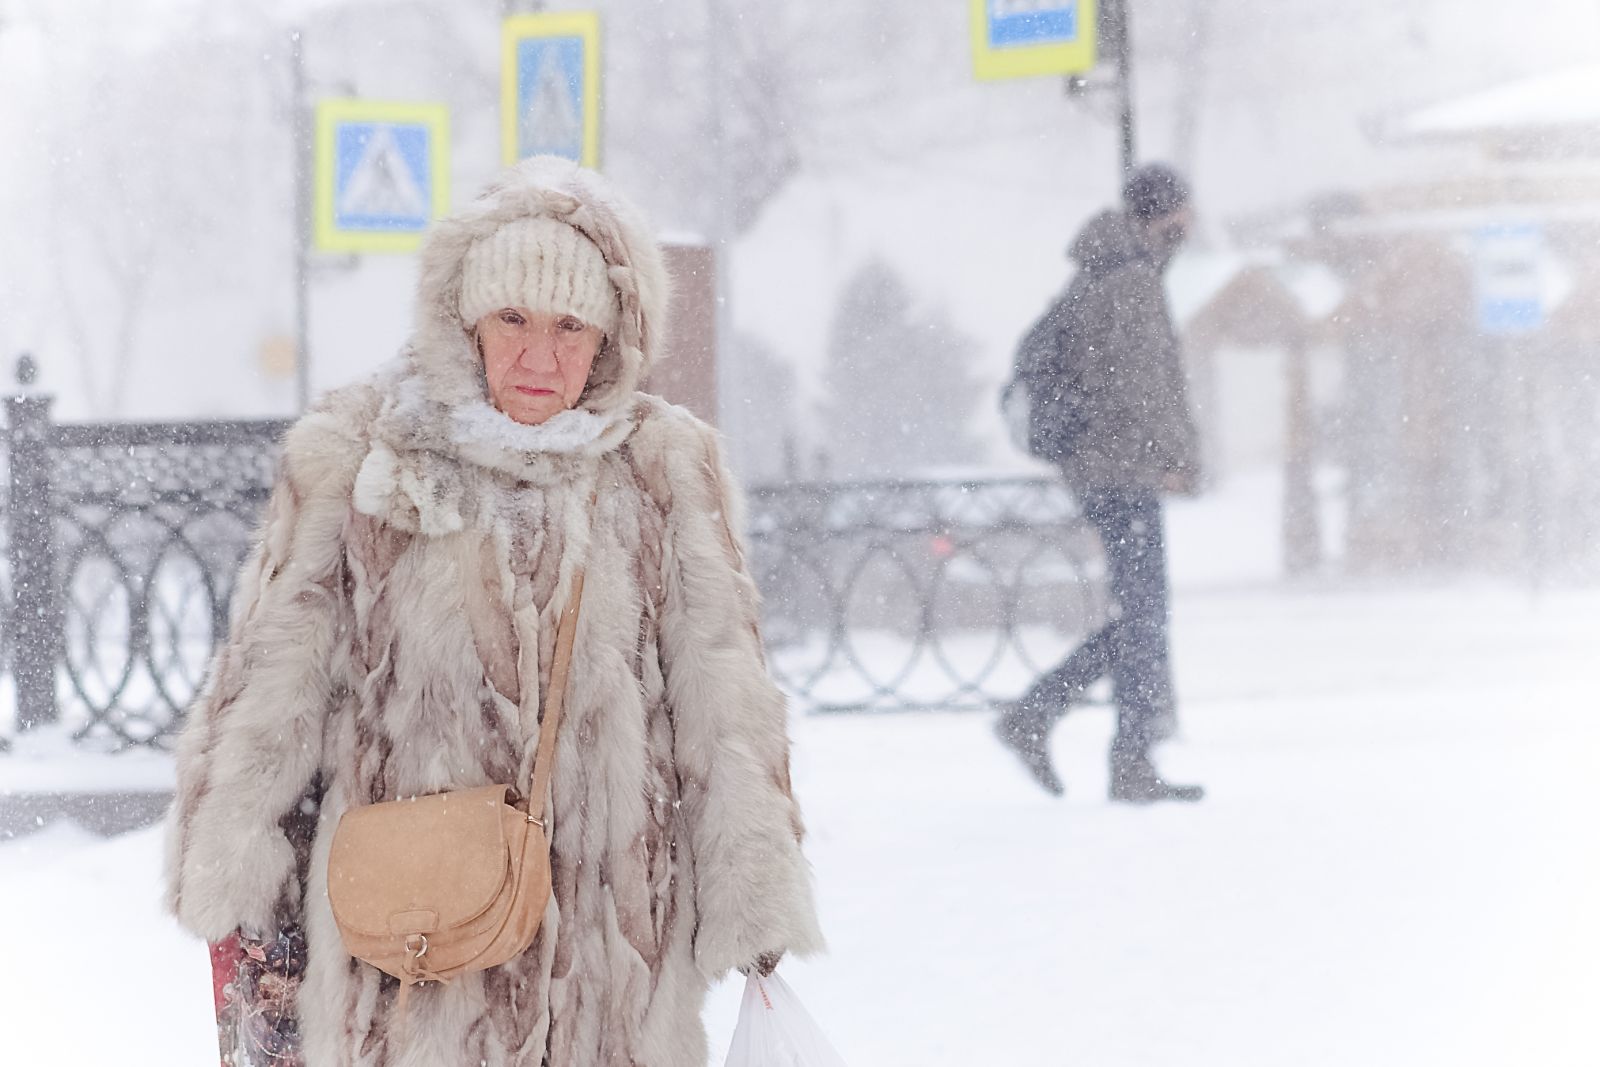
[996,163,1204,803]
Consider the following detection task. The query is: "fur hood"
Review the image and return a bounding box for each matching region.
[368,155,671,489]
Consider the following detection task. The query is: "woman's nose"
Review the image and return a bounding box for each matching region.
[516,331,560,371]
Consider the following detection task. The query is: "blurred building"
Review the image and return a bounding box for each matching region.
[1184,65,1600,578]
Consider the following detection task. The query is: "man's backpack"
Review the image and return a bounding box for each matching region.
[1001,296,1083,462]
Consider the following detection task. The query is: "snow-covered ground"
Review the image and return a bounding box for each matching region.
[3,475,1598,1065]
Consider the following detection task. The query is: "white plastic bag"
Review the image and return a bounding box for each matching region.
[723,972,850,1067]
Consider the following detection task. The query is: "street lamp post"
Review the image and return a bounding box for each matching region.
[1104,0,1137,177]
[289,27,312,414]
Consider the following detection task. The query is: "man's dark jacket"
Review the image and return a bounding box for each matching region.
[1024,210,1201,492]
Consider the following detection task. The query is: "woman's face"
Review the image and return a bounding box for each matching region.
[476,307,604,426]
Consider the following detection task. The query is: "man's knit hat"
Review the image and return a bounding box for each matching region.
[457,215,620,335]
[1122,163,1190,221]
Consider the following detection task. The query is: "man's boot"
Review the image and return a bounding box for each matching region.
[993,700,1065,797]
[1108,736,1202,803]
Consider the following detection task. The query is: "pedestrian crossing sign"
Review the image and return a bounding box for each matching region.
[314,100,450,253]
[970,0,1098,81]
[502,11,601,168]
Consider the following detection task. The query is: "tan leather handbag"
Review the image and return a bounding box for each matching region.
[326,569,586,1016]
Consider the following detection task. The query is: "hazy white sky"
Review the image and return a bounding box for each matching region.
[3,0,1599,427]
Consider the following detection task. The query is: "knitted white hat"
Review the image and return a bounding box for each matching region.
[457,216,620,335]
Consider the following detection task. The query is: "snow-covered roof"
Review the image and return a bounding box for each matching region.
[1167,251,1348,327]
[1166,249,1260,325]
[1388,64,1600,141]
[1274,261,1346,321]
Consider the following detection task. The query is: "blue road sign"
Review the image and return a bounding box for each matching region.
[314,100,450,253]
[502,13,601,167]
[1474,223,1546,336]
[334,123,431,232]
[970,1,1097,80]
[987,0,1081,48]
[516,37,584,160]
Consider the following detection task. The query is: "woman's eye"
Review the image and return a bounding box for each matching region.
[500,311,523,326]
[558,318,584,332]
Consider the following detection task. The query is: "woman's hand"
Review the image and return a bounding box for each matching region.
[214,925,308,1065]
[239,924,307,978]
[739,950,784,978]
[237,924,307,1024]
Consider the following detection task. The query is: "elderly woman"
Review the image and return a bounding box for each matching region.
[165,158,823,1066]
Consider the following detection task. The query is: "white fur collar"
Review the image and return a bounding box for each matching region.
[352,357,636,534]
[450,402,609,457]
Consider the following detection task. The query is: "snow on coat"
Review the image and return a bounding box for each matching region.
[164,156,824,1067]
[1048,209,1202,491]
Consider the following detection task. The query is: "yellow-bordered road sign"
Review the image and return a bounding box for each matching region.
[970,0,1098,81]
[314,99,450,254]
[502,12,602,168]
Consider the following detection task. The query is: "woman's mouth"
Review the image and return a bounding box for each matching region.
[515,386,557,397]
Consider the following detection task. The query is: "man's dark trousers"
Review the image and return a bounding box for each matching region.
[1019,487,1174,748]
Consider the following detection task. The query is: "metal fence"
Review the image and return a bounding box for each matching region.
[749,477,1104,711]
[3,381,289,750]
[0,375,1102,750]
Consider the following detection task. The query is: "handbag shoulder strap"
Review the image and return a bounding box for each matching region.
[522,566,585,822]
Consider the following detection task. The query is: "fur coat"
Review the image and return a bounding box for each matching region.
[164,158,824,1067]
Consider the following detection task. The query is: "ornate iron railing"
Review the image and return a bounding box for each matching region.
[747,478,1105,711]
[1,378,1104,748]
[2,386,290,750]
[50,419,289,747]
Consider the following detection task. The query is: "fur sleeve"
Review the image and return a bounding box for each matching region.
[651,413,825,979]
[163,405,363,941]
